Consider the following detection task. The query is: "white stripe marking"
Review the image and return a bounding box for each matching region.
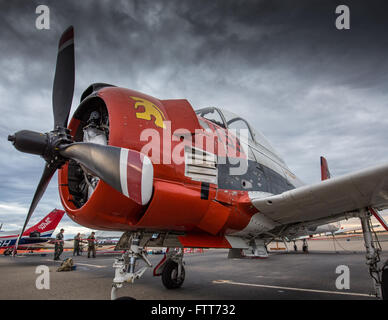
[119,148,129,197]
[141,155,153,205]
[74,262,106,269]
[44,259,106,268]
[213,280,371,297]
[59,38,74,52]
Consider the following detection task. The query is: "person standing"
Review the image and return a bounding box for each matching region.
[73,233,81,256]
[87,231,96,258]
[54,228,64,261]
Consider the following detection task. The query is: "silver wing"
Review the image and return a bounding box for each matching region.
[250,162,388,225]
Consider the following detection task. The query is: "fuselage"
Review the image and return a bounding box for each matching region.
[0,230,53,249]
[58,85,303,237]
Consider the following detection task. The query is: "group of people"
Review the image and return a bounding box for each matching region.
[54,229,97,261]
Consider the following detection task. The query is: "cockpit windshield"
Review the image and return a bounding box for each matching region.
[195,107,285,165]
[196,108,226,128]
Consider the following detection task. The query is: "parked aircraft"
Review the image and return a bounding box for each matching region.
[7,27,388,299]
[0,209,65,255]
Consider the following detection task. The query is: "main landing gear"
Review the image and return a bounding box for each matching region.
[302,239,309,253]
[110,232,186,300]
[290,240,308,253]
[359,208,388,300]
[154,248,185,289]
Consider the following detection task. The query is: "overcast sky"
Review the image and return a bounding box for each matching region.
[1,0,388,235]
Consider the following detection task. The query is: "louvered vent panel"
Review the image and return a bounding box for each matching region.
[184,146,218,185]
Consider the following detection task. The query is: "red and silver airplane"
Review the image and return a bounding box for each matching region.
[0,209,64,255]
[7,27,388,299]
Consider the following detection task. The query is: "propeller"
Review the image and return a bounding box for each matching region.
[8,26,153,255]
[52,26,75,129]
[60,143,153,205]
[12,165,56,253]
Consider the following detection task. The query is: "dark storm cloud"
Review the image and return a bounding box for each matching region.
[1,0,388,231]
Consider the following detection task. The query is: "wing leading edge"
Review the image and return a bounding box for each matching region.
[250,162,388,225]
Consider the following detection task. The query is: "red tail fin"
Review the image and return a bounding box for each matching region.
[23,209,65,236]
[320,156,331,181]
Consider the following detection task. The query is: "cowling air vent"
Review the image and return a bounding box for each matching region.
[184,146,218,185]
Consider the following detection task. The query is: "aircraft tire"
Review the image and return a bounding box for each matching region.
[115,296,136,300]
[162,260,185,289]
[382,260,388,300]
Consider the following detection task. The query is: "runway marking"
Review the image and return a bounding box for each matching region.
[212,280,372,297]
[75,262,106,269]
[44,259,106,268]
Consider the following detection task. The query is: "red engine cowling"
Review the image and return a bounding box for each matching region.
[59,85,228,232]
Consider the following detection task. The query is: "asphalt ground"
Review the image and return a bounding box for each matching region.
[0,248,386,300]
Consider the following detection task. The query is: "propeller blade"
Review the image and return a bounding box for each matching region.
[10,26,75,255]
[52,26,75,129]
[60,143,153,205]
[13,165,56,254]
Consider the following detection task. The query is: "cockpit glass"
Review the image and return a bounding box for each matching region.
[226,118,254,141]
[219,108,283,162]
[196,108,225,128]
[195,107,285,164]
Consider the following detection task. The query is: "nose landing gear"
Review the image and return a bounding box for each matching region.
[111,232,152,300]
[110,232,186,299]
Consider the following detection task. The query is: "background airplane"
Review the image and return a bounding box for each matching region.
[7,27,388,299]
[0,209,64,255]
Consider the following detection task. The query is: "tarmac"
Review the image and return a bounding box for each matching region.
[1,235,387,300]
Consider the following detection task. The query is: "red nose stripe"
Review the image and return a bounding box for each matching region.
[58,26,74,52]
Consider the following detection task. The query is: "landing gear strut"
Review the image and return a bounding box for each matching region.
[111,232,152,300]
[359,208,386,299]
[302,239,309,253]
